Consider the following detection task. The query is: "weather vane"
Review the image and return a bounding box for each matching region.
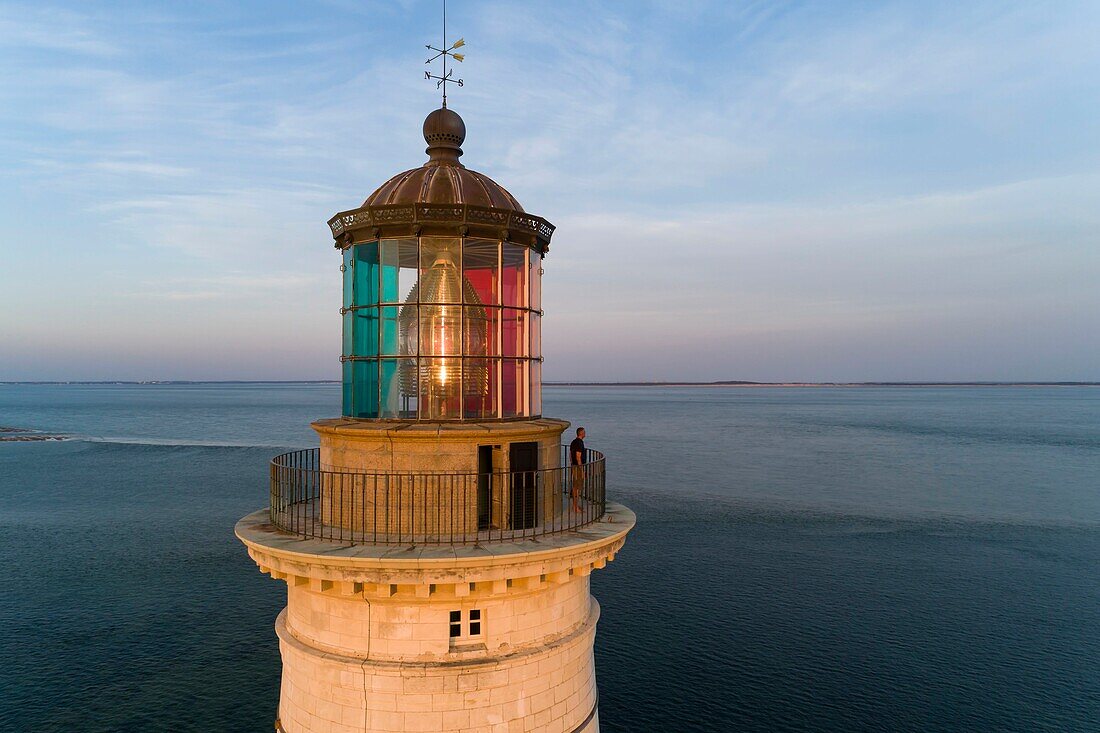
[424,0,465,108]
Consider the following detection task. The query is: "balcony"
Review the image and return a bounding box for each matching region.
[269,446,606,545]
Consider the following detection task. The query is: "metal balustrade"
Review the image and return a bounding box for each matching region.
[269,446,605,545]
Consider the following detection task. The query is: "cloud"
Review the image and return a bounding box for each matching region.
[120,273,329,301]
[96,187,339,261]
[0,5,119,56]
[91,161,194,177]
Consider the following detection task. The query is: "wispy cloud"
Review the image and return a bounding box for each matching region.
[0,5,119,56]
[122,272,328,301]
[91,161,194,177]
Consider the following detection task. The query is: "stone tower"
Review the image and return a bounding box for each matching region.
[236,107,634,733]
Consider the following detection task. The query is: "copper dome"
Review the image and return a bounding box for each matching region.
[329,107,553,252]
[363,165,524,212]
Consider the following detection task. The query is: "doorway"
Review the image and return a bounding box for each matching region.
[509,442,539,530]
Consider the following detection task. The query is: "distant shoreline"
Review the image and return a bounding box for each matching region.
[2,380,1097,387]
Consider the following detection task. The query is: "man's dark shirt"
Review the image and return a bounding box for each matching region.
[570,437,586,465]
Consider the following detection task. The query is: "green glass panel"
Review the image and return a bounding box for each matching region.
[342,311,352,356]
[342,248,354,309]
[380,305,401,356]
[354,242,379,307]
[381,240,399,303]
[342,361,353,416]
[380,239,418,304]
[352,307,380,357]
[463,239,499,306]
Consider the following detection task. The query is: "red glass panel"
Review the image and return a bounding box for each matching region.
[501,359,526,418]
[529,252,542,311]
[501,308,527,357]
[462,239,499,306]
[501,244,527,308]
[465,306,498,356]
[463,358,498,419]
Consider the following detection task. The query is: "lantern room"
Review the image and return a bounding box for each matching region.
[329,107,553,421]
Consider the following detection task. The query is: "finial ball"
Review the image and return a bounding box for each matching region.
[423,107,466,151]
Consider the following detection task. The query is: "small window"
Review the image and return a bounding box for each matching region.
[469,609,482,636]
[449,610,461,638]
[449,609,484,643]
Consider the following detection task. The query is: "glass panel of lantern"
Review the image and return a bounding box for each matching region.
[417,238,468,361]
[529,252,541,311]
[420,306,462,357]
[380,358,418,419]
[419,358,462,420]
[419,238,463,303]
[530,313,541,360]
[462,239,500,307]
[501,244,527,308]
[354,242,380,307]
[342,361,353,417]
[380,306,403,356]
[501,309,527,358]
[353,307,380,358]
[463,358,496,419]
[351,360,379,418]
[342,247,354,309]
[530,359,542,416]
[501,359,526,419]
[380,239,418,304]
[466,306,498,356]
[342,310,353,357]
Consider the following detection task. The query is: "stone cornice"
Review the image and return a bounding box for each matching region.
[235,503,634,601]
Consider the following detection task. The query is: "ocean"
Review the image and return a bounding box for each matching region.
[1,383,1098,731]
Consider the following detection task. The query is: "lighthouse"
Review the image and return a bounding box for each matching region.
[235,101,634,733]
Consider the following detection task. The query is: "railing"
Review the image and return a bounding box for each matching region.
[269,446,606,545]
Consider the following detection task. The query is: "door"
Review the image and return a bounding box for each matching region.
[477,445,493,530]
[509,442,539,530]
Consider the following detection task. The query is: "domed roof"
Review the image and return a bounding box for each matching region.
[363,165,524,211]
[328,107,553,252]
[362,107,524,211]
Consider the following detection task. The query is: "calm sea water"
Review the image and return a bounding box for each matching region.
[1,384,1099,732]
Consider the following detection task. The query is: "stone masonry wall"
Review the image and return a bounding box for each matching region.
[285,576,592,661]
[276,597,601,733]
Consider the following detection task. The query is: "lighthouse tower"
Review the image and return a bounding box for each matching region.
[236,104,634,733]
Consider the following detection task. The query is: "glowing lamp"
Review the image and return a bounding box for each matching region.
[398,245,489,418]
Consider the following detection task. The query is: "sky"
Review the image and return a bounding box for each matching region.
[1,0,1099,382]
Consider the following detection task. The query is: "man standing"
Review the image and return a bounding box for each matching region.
[569,427,586,513]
